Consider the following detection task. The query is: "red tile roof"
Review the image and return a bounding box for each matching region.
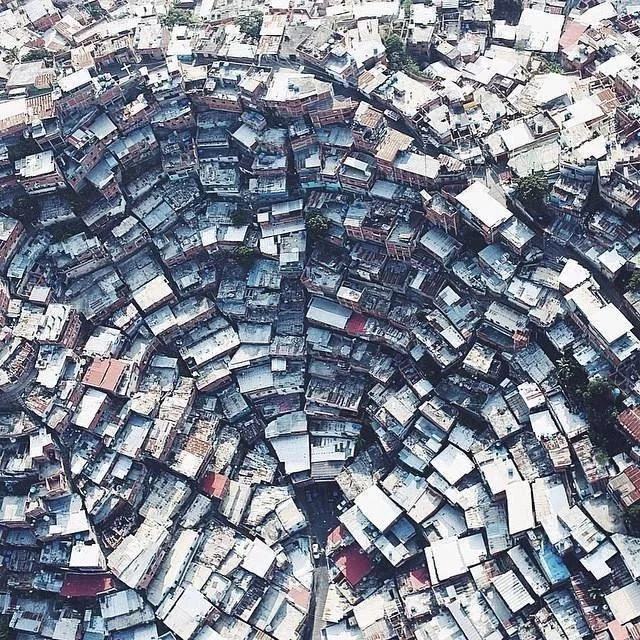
[559,20,588,49]
[82,358,128,393]
[345,313,367,336]
[200,471,229,498]
[618,407,640,444]
[333,544,374,587]
[408,566,430,590]
[287,584,310,609]
[60,573,115,597]
[609,465,640,507]
[327,524,347,546]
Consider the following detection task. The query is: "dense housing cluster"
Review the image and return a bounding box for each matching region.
[4,0,640,639]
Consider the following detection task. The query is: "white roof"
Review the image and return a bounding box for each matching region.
[530,411,558,438]
[580,540,617,580]
[232,123,260,149]
[430,445,474,485]
[428,534,486,582]
[270,433,310,475]
[242,538,276,578]
[597,53,636,78]
[58,68,92,92]
[353,593,385,629]
[532,477,571,545]
[612,533,640,580]
[164,585,213,640]
[73,388,107,429]
[458,533,487,566]
[516,8,564,53]
[428,538,466,581]
[605,581,640,624]
[590,303,633,344]
[69,541,105,569]
[456,181,513,230]
[393,151,440,179]
[492,570,534,612]
[307,296,352,330]
[558,259,589,290]
[499,121,534,152]
[577,1,616,26]
[355,485,402,532]
[506,480,535,535]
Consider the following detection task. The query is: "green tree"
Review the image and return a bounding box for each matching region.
[162,5,195,27]
[493,0,522,23]
[581,377,616,423]
[5,194,39,225]
[0,615,10,640]
[580,377,626,454]
[21,47,49,62]
[545,61,562,73]
[8,137,41,162]
[236,10,263,40]
[383,33,422,73]
[626,504,640,535]
[384,34,405,57]
[514,171,549,209]
[87,3,107,19]
[556,354,586,398]
[626,270,640,293]
[234,244,257,268]
[231,209,249,226]
[306,214,329,238]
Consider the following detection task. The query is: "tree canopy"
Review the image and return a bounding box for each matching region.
[383,34,421,74]
[234,244,257,269]
[581,377,625,454]
[162,5,195,27]
[236,11,263,40]
[556,354,587,399]
[231,209,250,227]
[626,270,640,293]
[3,194,39,226]
[626,504,640,535]
[554,359,625,455]
[581,377,616,424]
[0,616,10,640]
[21,47,49,62]
[8,138,41,163]
[306,213,329,238]
[514,171,549,210]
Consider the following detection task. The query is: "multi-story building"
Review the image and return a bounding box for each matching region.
[352,102,388,153]
[15,151,66,194]
[296,26,359,86]
[108,126,158,170]
[338,153,376,193]
[421,191,460,236]
[385,213,423,261]
[110,95,158,135]
[258,71,334,119]
[38,304,82,348]
[150,98,194,134]
[134,21,169,60]
[565,280,640,374]
[55,68,95,115]
[62,129,106,191]
[0,214,25,270]
[455,181,513,242]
